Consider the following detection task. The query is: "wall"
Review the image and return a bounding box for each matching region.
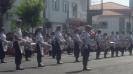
[68,0,87,21]
[93,15,120,34]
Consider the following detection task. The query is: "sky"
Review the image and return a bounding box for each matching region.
[92,0,129,6]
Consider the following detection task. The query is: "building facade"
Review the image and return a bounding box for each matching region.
[45,0,88,32]
[92,2,133,34]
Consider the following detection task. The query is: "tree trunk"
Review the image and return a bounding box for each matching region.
[0,14,4,29]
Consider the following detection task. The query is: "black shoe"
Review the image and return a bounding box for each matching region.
[83,68,92,71]
[16,68,24,70]
[26,59,30,61]
[75,60,80,62]
[1,61,6,63]
[57,61,63,64]
[38,64,45,67]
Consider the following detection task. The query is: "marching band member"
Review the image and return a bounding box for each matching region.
[95,30,102,59]
[13,34,24,70]
[126,32,133,55]
[73,29,82,62]
[54,26,66,64]
[119,32,126,56]
[0,29,8,63]
[109,32,116,57]
[102,33,110,58]
[14,19,25,70]
[35,27,45,67]
[51,32,56,58]
[24,32,33,61]
[81,25,92,71]
[115,32,120,57]
[66,33,74,55]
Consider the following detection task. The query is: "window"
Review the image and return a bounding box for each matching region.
[99,21,108,29]
[72,3,78,18]
[63,0,68,13]
[52,0,60,11]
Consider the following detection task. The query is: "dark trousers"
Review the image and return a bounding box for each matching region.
[104,49,108,58]
[110,46,115,57]
[128,45,132,55]
[36,44,43,66]
[96,47,101,59]
[52,49,56,58]
[82,46,90,69]
[54,41,62,63]
[74,42,80,61]
[56,50,61,63]
[15,54,22,68]
[0,46,5,63]
[25,49,32,60]
[120,47,125,56]
[115,47,119,57]
[67,46,72,54]
[0,51,5,62]
[37,53,42,66]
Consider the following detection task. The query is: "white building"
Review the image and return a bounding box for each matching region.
[91,2,133,34]
[45,0,88,32]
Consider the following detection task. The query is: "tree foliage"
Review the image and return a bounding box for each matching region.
[16,0,45,30]
[0,0,15,28]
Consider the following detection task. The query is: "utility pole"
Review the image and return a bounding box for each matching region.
[87,0,103,25]
[87,0,89,23]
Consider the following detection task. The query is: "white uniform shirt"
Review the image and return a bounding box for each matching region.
[73,33,82,43]
[15,28,23,39]
[55,31,65,43]
[81,31,92,47]
[0,33,8,52]
[35,33,44,55]
[110,34,116,42]
[67,36,74,48]
[96,34,102,44]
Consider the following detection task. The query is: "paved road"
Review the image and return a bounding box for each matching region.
[1,52,133,74]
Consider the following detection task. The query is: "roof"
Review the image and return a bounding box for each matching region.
[90,2,131,16]
[102,10,123,16]
[90,2,130,10]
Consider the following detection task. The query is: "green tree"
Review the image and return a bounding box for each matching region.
[16,0,45,32]
[0,0,15,29]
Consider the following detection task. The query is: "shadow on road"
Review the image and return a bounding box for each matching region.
[0,70,16,72]
[65,70,83,74]
[45,64,59,66]
[66,69,92,74]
